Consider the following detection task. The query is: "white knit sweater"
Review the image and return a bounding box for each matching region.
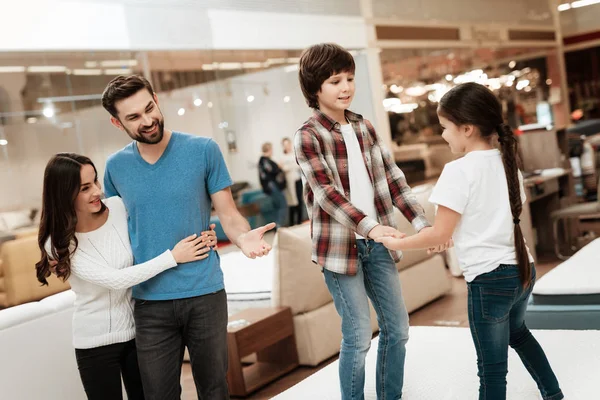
[46,197,177,349]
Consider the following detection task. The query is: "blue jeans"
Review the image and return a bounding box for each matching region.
[323,240,409,400]
[468,264,563,400]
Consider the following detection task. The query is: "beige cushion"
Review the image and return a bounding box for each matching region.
[1,236,70,307]
[394,184,437,270]
[293,300,379,366]
[399,254,451,314]
[293,302,342,366]
[0,211,32,231]
[271,224,332,315]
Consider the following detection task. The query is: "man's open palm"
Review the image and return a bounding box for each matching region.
[239,222,276,259]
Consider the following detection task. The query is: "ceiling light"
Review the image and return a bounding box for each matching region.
[242,62,263,69]
[247,95,255,103]
[177,108,185,116]
[283,96,291,103]
[390,84,403,94]
[73,69,102,75]
[0,66,25,73]
[516,80,530,91]
[571,0,600,9]
[104,68,132,75]
[219,63,243,70]
[100,59,138,67]
[194,98,203,107]
[266,58,286,64]
[27,66,67,73]
[558,3,571,11]
[0,139,7,146]
[43,105,55,118]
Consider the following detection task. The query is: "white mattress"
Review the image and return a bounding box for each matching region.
[220,250,273,314]
[274,326,597,400]
[533,238,600,295]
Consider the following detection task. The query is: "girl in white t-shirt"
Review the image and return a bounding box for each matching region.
[377,83,563,400]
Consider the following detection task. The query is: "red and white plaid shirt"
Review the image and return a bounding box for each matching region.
[294,109,430,275]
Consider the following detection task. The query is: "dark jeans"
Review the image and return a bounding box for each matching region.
[75,339,144,400]
[288,179,305,226]
[134,289,229,400]
[267,182,288,228]
[468,264,563,400]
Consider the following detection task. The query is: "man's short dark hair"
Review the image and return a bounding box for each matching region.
[298,43,356,109]
[101,75,155,118]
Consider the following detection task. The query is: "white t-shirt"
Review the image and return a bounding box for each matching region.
[45,197,177,349]
[428,149,534,282]
[340,123,378,239]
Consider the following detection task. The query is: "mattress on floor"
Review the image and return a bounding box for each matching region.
[532,238,600,305]
[220,250,273,314]
[274,326,597,400]
[525,297,600,330]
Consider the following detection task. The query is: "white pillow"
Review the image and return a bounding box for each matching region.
[0,216,7,232]
[0,211,32,231]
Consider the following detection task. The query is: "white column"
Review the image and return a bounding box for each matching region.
[359,0,392,148]
[549,0,571,126]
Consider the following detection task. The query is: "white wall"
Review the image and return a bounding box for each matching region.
[560,4,600,37]
[0,53,378,209]
[1,0,366,51]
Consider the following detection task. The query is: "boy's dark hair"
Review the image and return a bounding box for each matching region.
[438,82,531,288]
[298,43,355,109]
[101,75,155,118]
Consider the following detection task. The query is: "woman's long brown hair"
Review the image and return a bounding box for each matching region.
[438,83,531,287]
[36,153,106,285]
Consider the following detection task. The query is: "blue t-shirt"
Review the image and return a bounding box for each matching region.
[104,132,233,300]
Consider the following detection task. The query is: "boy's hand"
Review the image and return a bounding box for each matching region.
[367,225,405,240]
[375,236,403,250]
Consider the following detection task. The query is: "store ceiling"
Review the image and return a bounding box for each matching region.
[380,46,554,84]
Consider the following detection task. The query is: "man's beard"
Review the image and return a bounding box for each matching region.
[127,118,165,145]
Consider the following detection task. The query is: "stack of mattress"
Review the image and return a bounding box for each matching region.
[220,250,273,315]
[274,326,596,399]
[526,238,600,330]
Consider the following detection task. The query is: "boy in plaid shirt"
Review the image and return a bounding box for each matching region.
[294,43,446,400]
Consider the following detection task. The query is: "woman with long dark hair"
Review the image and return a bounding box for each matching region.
[376,83,563,400]
[36,153,216,400]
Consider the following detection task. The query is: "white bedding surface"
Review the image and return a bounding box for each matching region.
[220,250,273,301]
[274,326,597,400]
[533,238,600,295]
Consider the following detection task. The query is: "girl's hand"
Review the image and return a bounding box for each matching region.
[200,224,218,250]
[375,236,403,250]
[427,238,454,255]
[172,234,211,264]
